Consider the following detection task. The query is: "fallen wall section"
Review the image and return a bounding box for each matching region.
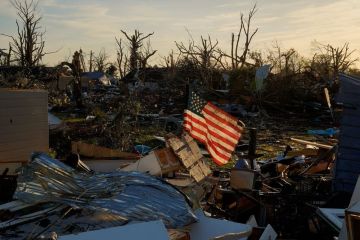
[0,89,48,166]
[334,74,360,192]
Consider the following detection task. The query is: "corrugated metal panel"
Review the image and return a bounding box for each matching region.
[0,89,48,163]
[333,74,360,192]
[15,153,197,229]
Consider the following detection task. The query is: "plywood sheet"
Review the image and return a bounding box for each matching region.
[0,89,48,163]
[166,133,211,182]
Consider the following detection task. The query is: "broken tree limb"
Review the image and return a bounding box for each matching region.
[290,138,334,149]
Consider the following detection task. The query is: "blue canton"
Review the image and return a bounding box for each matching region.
[189,91,207,116]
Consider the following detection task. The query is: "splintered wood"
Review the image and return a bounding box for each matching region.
[154,148,182,174]
[71,141,140,159]
[166,133,211,182]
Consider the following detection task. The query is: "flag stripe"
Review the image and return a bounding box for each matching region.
[184,120,237,164]
[207,141,232,159]
[184,124,207,143]
[203,111,242,139]
[186,129,227,165]
[206,144,228,165]
[184,124,230,164]
[184,122,234,155]
[184,119,236,164]
[206,127,237,151]
[183,91,243,165]
[184,121,233,158]
[204,116,240,144]
[203,104,242,133]
[184,112,236,151]
[206,102,241,128]
[184,110,206,126]
[183,122,207,142]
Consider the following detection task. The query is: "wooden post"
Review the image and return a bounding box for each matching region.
[89,50,93,72]
[185,83,190,107]
[248,128,257,169]
[7,44,11,66]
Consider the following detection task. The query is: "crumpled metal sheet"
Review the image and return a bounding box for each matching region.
[1,207,129,240]
[15,153,197,228]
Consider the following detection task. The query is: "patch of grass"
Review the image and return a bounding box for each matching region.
[63,117,86,123]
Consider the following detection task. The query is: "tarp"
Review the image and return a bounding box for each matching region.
[48,112,62,129]
[255,64,271,91]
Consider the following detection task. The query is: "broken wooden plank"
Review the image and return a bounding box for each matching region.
[166,133,211,182]
[290,138,334,149]
[82,159,138,172]
[155,148,182,174]
[71,141,139,159]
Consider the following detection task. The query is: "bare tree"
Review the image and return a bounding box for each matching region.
[120,30,156,72]
[266,41,282,73]
[94,49,109,72]
[139,39,157,68]
[7,44,12,66]
[115,37,128,78]
[311,42,358,83]
[2,0,51,67]
[265,42,305,75]
[161,50,180,68]
[282,48,296,76]
[249,50,264,67]
[219,4,258,70]
[0,48,9,66]
[176,36,220,68]
[176,35,225,87]
[327,42,357,77]
[89,50,94,72]
[160,50,181,81]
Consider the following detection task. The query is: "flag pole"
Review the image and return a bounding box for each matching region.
[185,82,190,108]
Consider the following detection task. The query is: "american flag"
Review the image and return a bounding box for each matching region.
[183,91,243,165]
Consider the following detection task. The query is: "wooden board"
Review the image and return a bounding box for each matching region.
[166,133,211,182]
[154,148,181,174]
[0,89,48,163]
[71,141,139,159]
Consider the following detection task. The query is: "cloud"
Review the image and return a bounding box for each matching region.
[2,0,360,65]
[0,1,16,17]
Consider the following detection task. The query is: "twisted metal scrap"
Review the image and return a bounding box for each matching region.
[15,153,197,228]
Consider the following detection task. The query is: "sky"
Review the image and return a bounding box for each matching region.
[0,0,359,67]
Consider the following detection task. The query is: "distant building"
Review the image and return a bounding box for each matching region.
[122,67,172,93]
[82,71,117,86]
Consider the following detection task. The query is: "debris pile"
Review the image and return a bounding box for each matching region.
[0,152,257,240]
[1,71,360,240]
[16,153,196,229]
